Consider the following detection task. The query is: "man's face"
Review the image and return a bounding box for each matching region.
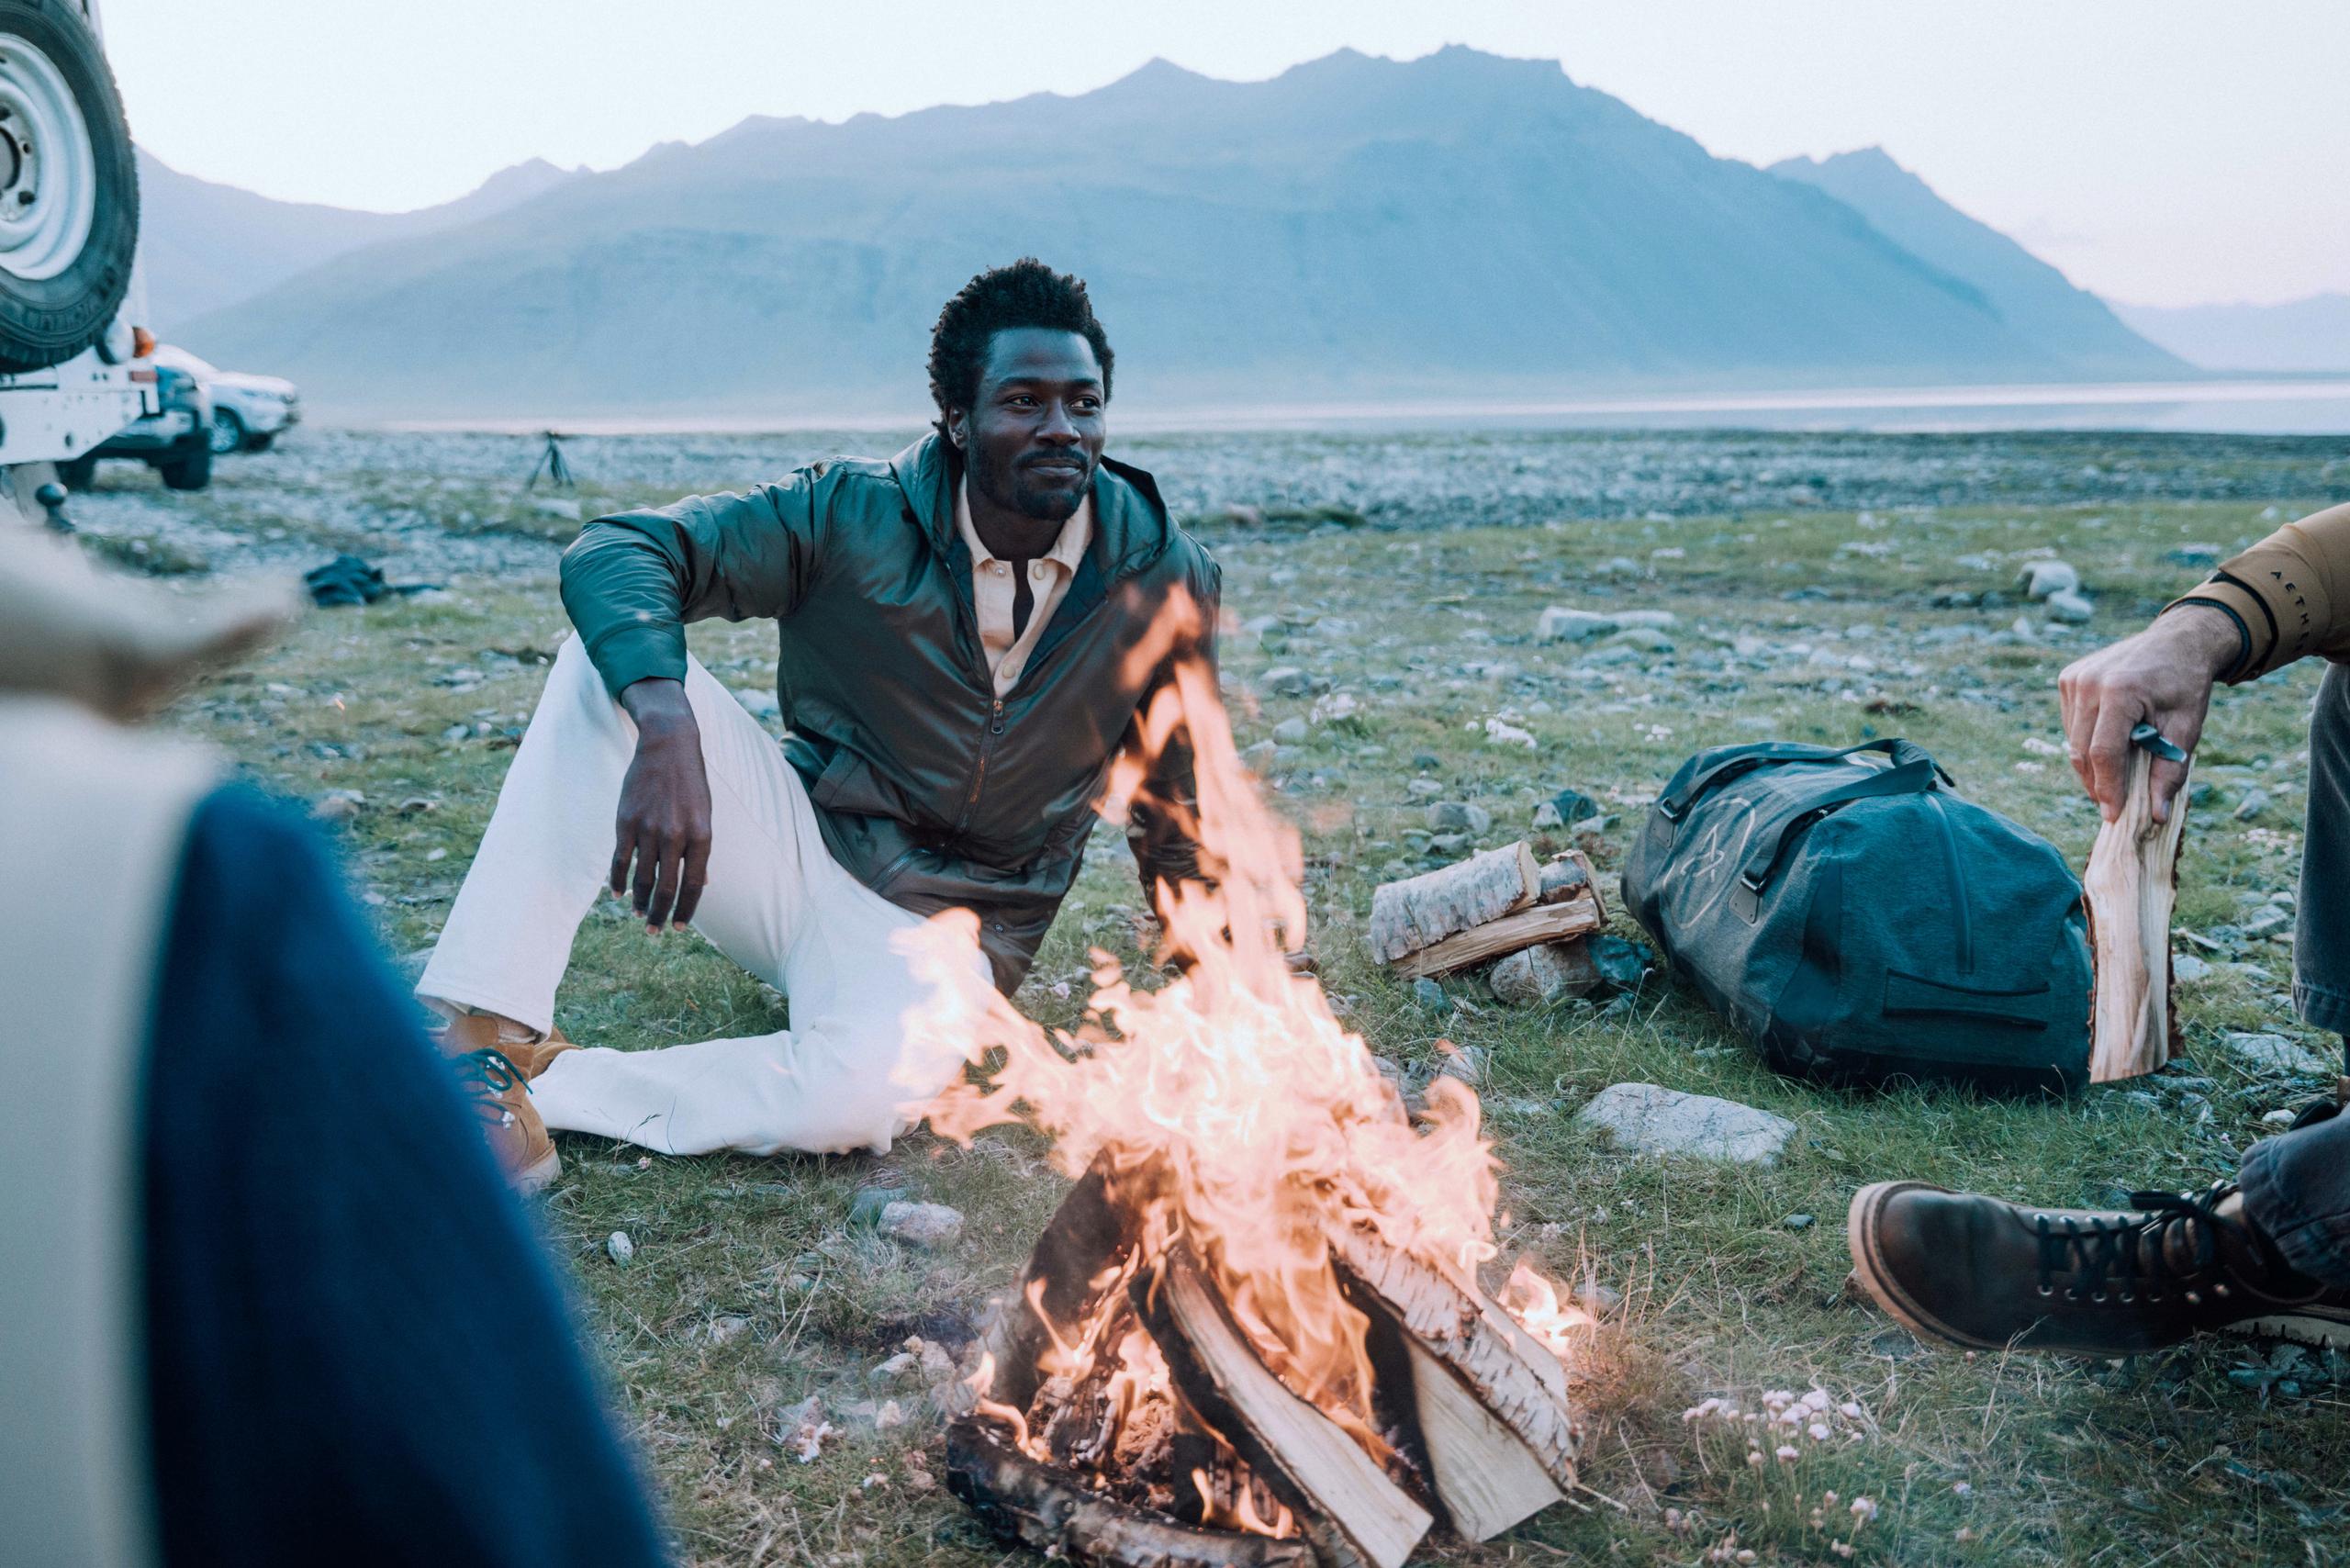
[949,327,1106,523]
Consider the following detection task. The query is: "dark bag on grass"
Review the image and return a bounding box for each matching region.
[1621,739,2090,1093]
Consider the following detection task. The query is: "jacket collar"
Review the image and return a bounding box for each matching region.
[890,431,1172,581]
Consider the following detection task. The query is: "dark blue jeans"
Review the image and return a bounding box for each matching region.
[2240,663,2350,1286]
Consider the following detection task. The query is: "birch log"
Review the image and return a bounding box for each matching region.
[1366,843,1538,963]
[1132,1246,1433,1568]
[2084,744,2188,1081]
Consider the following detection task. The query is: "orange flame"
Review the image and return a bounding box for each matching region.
[899,587,1572,1459]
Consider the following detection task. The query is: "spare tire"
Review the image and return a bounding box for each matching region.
[0,1,137,374]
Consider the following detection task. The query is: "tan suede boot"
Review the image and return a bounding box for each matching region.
[432,1015,569,1194]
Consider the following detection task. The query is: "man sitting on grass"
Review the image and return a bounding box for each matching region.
[418,259,1218,1184]
[1847,503,2350,1354]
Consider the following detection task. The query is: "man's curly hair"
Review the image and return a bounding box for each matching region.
[927,259,1114,437]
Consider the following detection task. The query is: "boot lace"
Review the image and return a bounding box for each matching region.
[2033,1182,2243,1305]
[452,1047,529,1103]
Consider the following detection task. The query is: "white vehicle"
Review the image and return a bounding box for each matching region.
[152,345,299,454]
[0,0,155,523]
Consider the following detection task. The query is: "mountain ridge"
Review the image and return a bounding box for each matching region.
[166,48,2186,420]
[2114,293,2350,373]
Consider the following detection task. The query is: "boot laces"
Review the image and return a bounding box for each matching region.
[452,1047,529,1105]
[2033,1182,2243,1305]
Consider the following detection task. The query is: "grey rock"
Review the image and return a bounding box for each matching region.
[1437,1045,1489,1087]
[1406,778,1445,798]
[1489,941,1600,1004]
[2225,1031,2336,1078]
[1241,739,1278,770]
[532,496,584,521]
[733,686,781,719]
[878,1200,966,1251]
[1572,1280,1625,1317]
[2043,588,2095,624]
[1550,788,1600,825]
[1412,977,1450,1014]
[313,790,364,825]
[1262,666,1313,697]
[2164,543,2224,568]
[1586,934,1651,990]
[1535,606,1617,644]
[1531,801,1563,830]
[1575,1082,1797,1166]
[2016,559,2081,600]
[1425,801,1491,834]
[1605,625,1676,653]
[1271,716,1309,745]
[706,1314,752,1345]
[1783,1214,1816,1231]
[606,1230,635,1266]
[848,1186,910,1226]
[1613,610,1679,631]
[2240,905,2289,937]
[2173,953,2214,984]
[2234,787,2272,822]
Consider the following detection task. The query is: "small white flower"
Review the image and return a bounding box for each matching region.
[1775,1445,1800,1463]
[1808,1422,1831,1441]
[1850,1496,1880,1524]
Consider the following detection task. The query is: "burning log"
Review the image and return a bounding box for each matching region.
[2084,741,2189,1081]
[1132,1245,1433,1568]
[1326,1225,1581,1493]
[1369,845,1607,980]
[1393,1338,1564,1540]
[946,1416,1315,1568]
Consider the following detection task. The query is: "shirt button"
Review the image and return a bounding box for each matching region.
[992,562,1007,575]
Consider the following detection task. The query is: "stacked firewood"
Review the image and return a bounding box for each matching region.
[1365,842,1606,1001]
[947,1168,1584,1568]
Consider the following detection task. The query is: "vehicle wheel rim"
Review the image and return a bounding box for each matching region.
[0,36,96,282]
[209,409,241,454]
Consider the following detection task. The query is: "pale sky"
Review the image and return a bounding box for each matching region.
[103,0,2350,308]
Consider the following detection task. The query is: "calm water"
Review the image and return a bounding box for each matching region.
[400,378,2350,439]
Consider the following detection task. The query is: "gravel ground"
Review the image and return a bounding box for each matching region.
[56,425,2350,590]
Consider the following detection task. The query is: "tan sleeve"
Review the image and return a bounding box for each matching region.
[2167,500,2350,682]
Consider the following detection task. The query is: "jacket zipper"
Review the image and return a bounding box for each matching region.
[956,697,1006,831]
[1926,795,1974,975]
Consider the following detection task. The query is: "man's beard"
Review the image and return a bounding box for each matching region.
[974,448,1088,523]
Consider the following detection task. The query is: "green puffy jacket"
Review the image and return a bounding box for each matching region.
[559,432,1220,992]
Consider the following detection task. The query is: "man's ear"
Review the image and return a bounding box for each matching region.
[943,408,968,450]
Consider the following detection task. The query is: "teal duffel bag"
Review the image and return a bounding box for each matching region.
[1621,739,2091,1094]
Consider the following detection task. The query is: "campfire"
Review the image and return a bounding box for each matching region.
[893,596,1594,1566]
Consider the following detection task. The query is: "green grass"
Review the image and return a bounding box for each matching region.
[157,493,2349,1566]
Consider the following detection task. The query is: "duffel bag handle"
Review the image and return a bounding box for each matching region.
[1658,737,1948,822]
[1735,757,1943,894]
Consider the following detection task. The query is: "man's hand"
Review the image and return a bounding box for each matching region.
[612,678,711,932]
[2056,606,2240,824]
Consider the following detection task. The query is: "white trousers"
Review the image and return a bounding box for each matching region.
[417,637,987,1157]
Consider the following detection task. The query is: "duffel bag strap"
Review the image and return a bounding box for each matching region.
[1734,757,1943,895]
[1656,737,1947,822]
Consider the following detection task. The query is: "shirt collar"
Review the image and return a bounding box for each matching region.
[956,476,1093,572]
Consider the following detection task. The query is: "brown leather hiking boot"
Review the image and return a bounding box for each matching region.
[1848,1179,2350,1355]
[436,1027,562,1195]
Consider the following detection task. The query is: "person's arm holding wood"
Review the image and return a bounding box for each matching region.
[2062,500,2350,820]
[2061,501,2350,1078]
